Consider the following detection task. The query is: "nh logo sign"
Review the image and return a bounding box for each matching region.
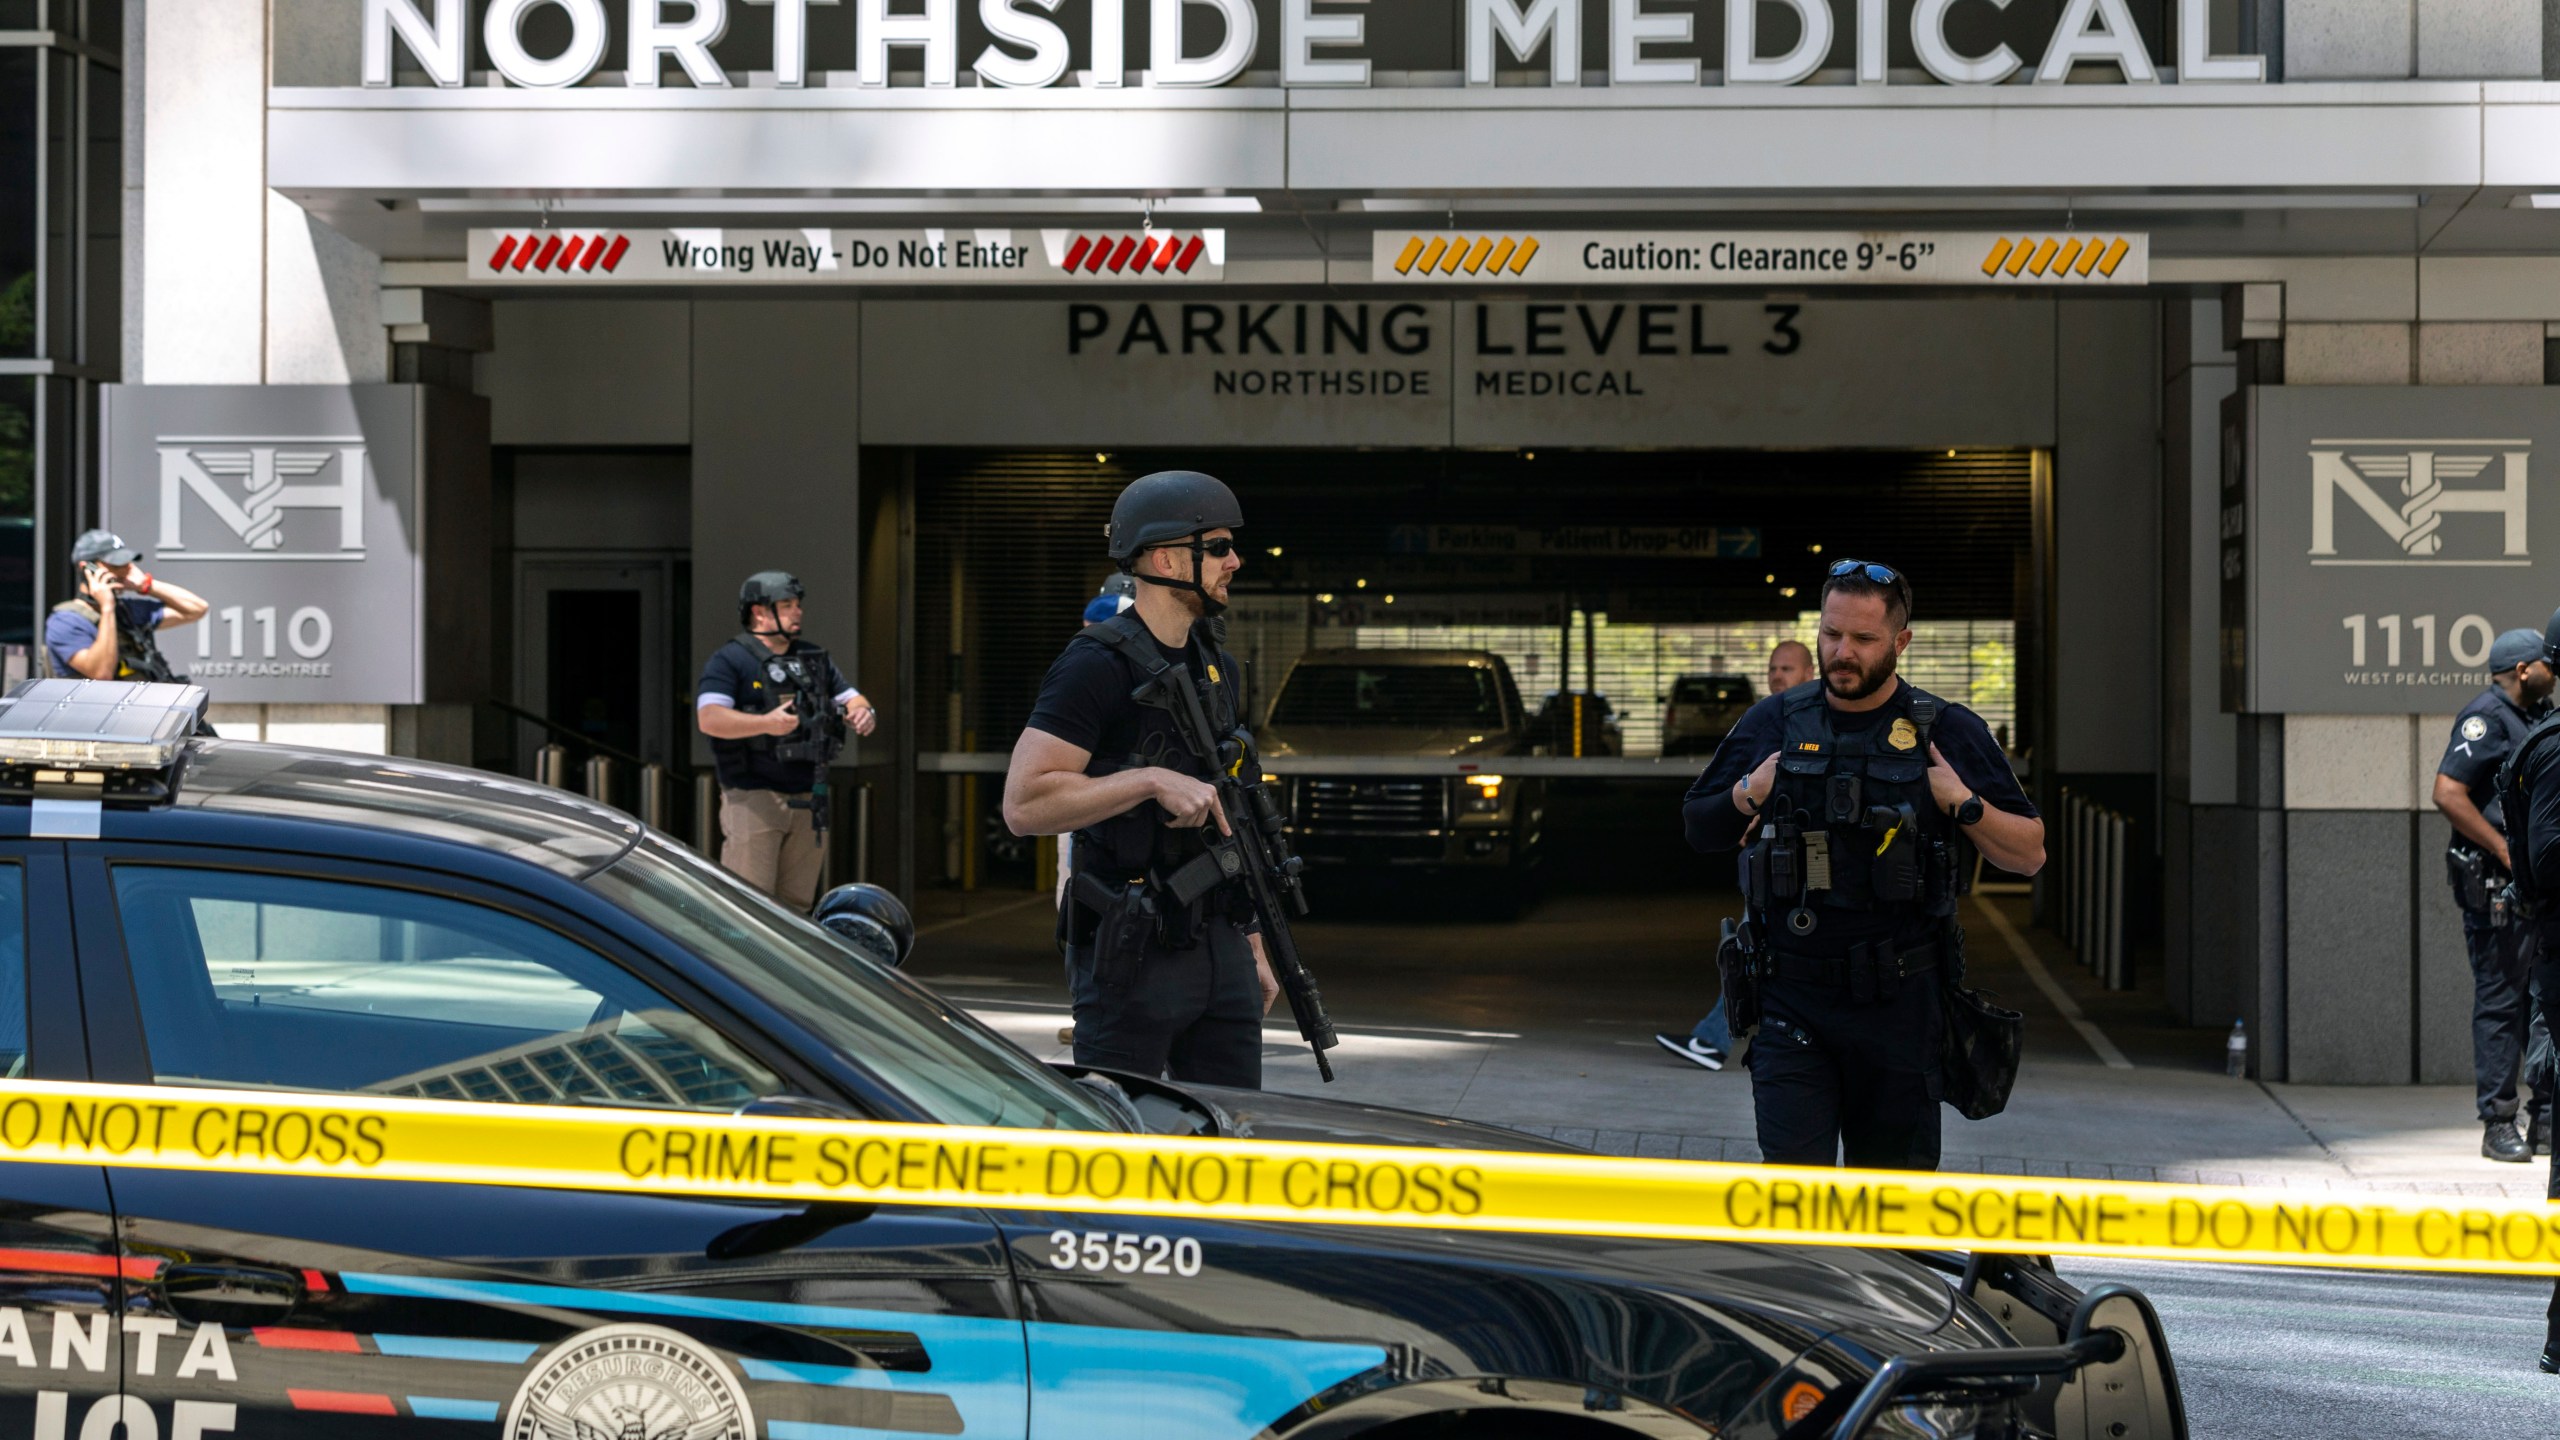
[157,437,366,559]
[2308,440,2529,565]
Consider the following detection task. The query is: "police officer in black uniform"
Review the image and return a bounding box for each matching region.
[2487,607,2560,1370]
[1684,561,2045,1171]
[1002,472,1279,1087]
[695,571,878,909]
[2435,628,2556,1163]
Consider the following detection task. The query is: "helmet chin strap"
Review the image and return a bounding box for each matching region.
[1134,540,1228,617]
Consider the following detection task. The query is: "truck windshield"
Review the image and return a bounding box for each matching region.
[1271,664,1503,728]
[587,836,1116,1133]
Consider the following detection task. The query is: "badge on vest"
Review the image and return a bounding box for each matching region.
[1889,718,1920,751]
[2463,716,2491,742]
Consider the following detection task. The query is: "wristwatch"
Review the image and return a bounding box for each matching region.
[1954,793,1986,827]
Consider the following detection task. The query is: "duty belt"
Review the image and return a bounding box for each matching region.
[1766,940,1942,1002]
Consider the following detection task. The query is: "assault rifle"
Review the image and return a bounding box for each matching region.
[1126,621,1341,1081]
[768,644,849,840]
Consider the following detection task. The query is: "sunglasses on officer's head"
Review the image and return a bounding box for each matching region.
[1828,559,1900,585]
[1151,537,1239,558]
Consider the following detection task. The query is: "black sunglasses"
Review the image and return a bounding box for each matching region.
[1827,559,1900,585]
[1151,536,1239,558]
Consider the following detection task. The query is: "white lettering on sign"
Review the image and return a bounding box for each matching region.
[361,0,2263,90]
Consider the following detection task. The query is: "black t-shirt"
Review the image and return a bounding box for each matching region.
[1024,628,1209,764]
[2440,686,2536,835]
[696,638,852,793]
[1681,680,2036,953]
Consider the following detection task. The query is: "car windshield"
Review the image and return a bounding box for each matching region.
[1272,663,1503,728]
[586,837,1116,1132]
[1674,678,1752,704]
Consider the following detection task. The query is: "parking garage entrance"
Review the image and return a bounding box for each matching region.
[894,445,2042,900]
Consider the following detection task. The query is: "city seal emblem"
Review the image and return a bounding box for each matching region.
[505,1324,755,1440]
[1888,718,1919,751]
[2463,715,2490,742]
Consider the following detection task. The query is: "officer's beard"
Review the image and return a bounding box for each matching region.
[1824,647,1898,702]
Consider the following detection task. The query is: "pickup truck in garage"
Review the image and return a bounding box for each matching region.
[1256,649,1545,876]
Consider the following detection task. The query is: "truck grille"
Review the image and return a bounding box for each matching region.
[1300,778,1444,833]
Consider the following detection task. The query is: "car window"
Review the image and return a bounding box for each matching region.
[586,837,1117,1133]
[1271,664,1502,728]
[0,866,23,1079]
[111,866,782,1111]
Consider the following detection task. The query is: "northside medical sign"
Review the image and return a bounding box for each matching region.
[362,0,2269,94]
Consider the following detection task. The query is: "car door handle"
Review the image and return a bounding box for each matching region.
[162,1262,305,1325]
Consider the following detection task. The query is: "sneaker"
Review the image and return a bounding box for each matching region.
[2486,1119,2532,1163]
[1654,1032,1726,1071]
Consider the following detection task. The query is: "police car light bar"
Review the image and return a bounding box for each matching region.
[0,680,206,794]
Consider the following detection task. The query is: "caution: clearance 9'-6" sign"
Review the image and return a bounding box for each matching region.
[7,1079,2560,1278]
[1372,231,2149,286]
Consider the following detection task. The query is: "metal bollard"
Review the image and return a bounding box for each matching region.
[535,743,570,790]
[855,782,873,883]
[638,764,673,832]
[694,772,720,859]
[584,754,616,808]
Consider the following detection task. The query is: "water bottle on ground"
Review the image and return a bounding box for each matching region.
[2225,1018,2248,1078]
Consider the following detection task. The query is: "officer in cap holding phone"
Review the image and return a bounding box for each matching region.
[46,529,209,683]
[2435,627,2556,1163]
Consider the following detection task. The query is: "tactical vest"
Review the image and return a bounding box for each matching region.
[1070,613,1247,886]
[1740,681,1965,951]
[48,597,178,683]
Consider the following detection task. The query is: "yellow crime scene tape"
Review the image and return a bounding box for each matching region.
[4,1078,2558,1278]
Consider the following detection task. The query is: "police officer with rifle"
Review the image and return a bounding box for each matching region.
[1003,471,1337,1088]
[696,571,877,910]
[1683,560,2043,1171]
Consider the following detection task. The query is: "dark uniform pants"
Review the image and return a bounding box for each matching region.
[1747,972,1944,1171]
[2535,949,2560,1362]
[1068,917,1263,1089]
[2465,909,2543,1122]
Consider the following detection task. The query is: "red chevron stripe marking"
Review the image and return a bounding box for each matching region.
[1061,236,1092,271]
[1174,235,1205,274]
[487,236,519,272]
[599,235,631,272]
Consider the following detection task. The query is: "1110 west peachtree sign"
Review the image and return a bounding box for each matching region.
[2223,387,2560,714]
[100,386,429,705]
[363,0,2267,92]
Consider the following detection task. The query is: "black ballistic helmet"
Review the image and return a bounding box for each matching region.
[738,571,805,628]
[1106,470,1244,563]
[812,883,915,970]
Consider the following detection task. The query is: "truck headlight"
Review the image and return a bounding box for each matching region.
[1463,774,1504,813]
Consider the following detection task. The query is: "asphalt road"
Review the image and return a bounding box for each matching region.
[2062,1259,2560,1439]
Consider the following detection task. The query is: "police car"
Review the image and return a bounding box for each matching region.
[0,680,2184,1440]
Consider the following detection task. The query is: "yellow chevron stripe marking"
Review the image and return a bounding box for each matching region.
[2096,237,2131,277]
[1393,236,1426,275]
[1980,239,2014,276]
[1438,239,1469,275]
[1416,238,1448,275]
[2003,241,2033,277]
[2027,238,2061,276]
[2052,239,2085,276]
[1485,237,1517,274]
[1462,236,1496,274]
[2073,241,2103,276]
[1509,236,1541,274]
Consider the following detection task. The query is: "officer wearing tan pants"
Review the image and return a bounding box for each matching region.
[696,572,878,909]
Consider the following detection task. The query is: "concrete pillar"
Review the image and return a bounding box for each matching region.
[689,302,866,768]
[2161,299,2238,1025]
[135,0,400,756]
